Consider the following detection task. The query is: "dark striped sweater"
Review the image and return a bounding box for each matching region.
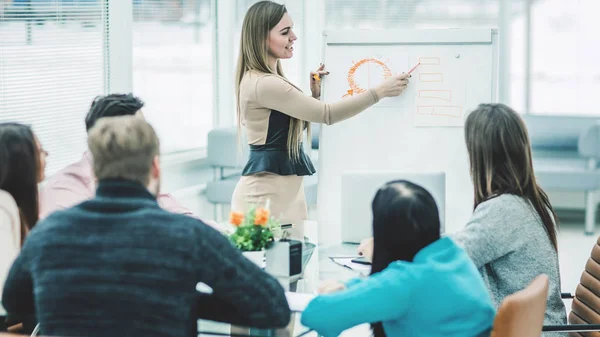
[2,179,290,337]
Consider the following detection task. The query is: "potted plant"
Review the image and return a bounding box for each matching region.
[228,203,281,267]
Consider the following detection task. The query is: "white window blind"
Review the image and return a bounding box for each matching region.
[325,0,498,29]
[0,0,109,175]
[528,0,600,115]
[132,0,214,153]
[324,0,535,112]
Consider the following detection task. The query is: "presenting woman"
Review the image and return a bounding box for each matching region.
[232,1,410,237]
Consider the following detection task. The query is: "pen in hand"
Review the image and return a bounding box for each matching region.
[407,62,420,75]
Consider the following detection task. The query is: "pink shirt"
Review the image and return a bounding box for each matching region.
[40,152,199,221]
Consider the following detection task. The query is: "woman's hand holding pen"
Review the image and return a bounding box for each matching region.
[374,73,410,99]
[310,63,329,99]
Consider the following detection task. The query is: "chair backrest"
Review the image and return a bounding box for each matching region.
[523,114,596,151]
[490,274,549,337]
[579,122,600,159]
[206,127,249,169]
[568,236,600,337]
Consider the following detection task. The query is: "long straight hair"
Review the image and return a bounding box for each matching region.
[0,123,40,245]
[370,180,441,337]
[234,1,310,160]
[465,103,558,250]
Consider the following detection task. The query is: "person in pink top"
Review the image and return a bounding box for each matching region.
[39,94,212,225]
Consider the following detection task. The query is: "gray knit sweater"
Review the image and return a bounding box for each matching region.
[452,194,567,334]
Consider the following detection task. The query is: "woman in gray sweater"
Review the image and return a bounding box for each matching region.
[358,103,567,331]
[451,103,567,332]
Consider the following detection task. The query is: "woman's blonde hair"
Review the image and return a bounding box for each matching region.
[235,0,309,160]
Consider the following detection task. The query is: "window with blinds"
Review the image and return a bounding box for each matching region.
[132,0,214,153]
[325,0,499,29]
[0,0,109,175]
[528,0,600,115]
[323,0,531,113]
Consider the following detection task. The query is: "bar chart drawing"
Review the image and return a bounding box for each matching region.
[418,90,452,102]
[417,106,462,118]
[419,73,444,82]
[414,56,466,127]
[419,57,441,65]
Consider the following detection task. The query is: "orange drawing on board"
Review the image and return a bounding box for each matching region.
[418,90,451,102]
[417,106,462,118]
[419,57,440,65]
[419,73,443,82]
[415,56,464,121]
[342,58,393,98]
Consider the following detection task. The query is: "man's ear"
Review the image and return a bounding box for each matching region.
[151,155,160,179]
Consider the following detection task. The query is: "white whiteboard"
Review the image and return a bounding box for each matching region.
[317,29,498,244]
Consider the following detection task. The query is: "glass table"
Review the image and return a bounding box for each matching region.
[197,221,321,337]
[197,221,370,337]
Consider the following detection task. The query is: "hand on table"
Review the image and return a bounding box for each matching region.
[318,279,346,294]
[357,237,374,262]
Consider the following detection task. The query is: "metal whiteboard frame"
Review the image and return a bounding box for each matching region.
[321,28,499,106]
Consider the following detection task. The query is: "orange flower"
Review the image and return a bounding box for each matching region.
[254,208,270,226]
[229,211,244,226]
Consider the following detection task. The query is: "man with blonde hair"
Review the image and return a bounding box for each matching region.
[2,116,290,337]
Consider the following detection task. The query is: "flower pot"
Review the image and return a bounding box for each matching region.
[242,250,265,268]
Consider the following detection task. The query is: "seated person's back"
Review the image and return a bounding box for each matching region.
[0,122,46,320]
[355,104,568,333]
[301,180,495,337]
[2,116,290,337]
[451,103,567,329]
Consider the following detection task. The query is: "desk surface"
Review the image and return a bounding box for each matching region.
[197,221,366,337]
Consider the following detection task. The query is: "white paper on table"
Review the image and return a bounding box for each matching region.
[286,291,316,312]
[329,257,372,276]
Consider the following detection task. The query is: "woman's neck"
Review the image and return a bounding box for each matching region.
[268,56,278,74]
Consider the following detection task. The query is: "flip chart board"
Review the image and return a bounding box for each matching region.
[317,29,499,243]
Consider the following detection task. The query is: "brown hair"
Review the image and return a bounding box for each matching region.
[465,103,558,250]
[234,1,310,160]
[87,116,160,187]
[0,123,40,245]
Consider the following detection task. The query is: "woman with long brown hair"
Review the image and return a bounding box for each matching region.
[0,122,47,317]
[356,103,567,332]
[452,103,567,330]
[232,1,410,237]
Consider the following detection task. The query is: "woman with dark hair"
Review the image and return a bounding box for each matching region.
[451,103,567,331]
[0,122,46,318]
[0,123,45,238]
[301,180,495,337]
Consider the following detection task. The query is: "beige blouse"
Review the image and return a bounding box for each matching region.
[0,189,20,315]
